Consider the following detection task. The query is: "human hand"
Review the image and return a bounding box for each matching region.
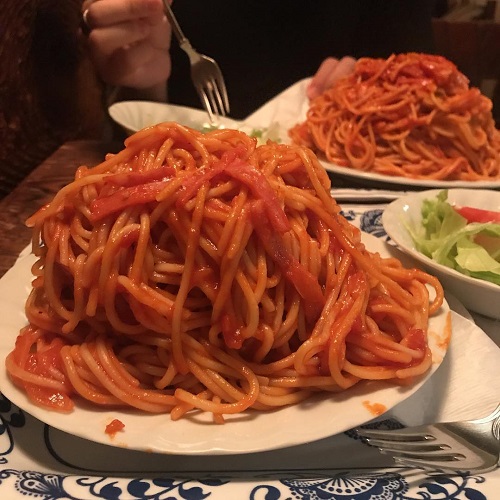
[82,0,171,95]
[307,56,356,100]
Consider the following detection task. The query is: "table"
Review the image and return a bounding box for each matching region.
[0,140,499,500]
[0,140,120,278]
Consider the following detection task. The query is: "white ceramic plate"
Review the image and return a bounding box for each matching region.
[382,188,500,320]
[108,100,243,135]
[2,311,500,500]
[0,234,450,455]
[108,100,282,145]
[319,161,500,190]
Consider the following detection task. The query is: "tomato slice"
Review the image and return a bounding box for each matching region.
[454,206,500,224]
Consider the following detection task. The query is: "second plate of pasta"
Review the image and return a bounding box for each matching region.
[246,53,500,190]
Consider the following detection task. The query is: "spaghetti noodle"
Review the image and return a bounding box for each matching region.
[290,53,500,181]
[7,123,443,421]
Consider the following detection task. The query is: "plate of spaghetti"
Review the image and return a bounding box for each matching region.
[0,123,451,454]
[288,53,500,188]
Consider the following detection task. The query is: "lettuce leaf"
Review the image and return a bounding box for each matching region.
[406,190,500,286]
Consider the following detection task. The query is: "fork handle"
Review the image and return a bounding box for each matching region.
[162,0,188,45]
[162,0,199,61]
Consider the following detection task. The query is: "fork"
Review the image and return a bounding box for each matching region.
[356,404,500,474]
[162,1,230,123]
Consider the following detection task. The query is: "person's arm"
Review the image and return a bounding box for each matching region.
[82,0,171,102]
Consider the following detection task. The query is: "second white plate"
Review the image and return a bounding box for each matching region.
[320,161,500,190]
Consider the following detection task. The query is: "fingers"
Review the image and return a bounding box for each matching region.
[307,56,356,100]
[86,0,164,28]
[88,19,160,59]
[83,0,172,89]
[98,41,172,88]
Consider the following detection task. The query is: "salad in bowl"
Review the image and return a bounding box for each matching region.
[383,189,500,319]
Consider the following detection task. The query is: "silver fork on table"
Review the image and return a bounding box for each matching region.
[356,403,500,474]
[162,1,230,124]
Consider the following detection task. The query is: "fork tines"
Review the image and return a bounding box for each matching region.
[162,0,230,123]
[194,56,230,123]
[355,405,500,473]
[358,428,465,467]
[355,425,496,473]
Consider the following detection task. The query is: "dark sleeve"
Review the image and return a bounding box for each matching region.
[0,0,105,198]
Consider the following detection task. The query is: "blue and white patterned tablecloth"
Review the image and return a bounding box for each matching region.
[0,200,499,500]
